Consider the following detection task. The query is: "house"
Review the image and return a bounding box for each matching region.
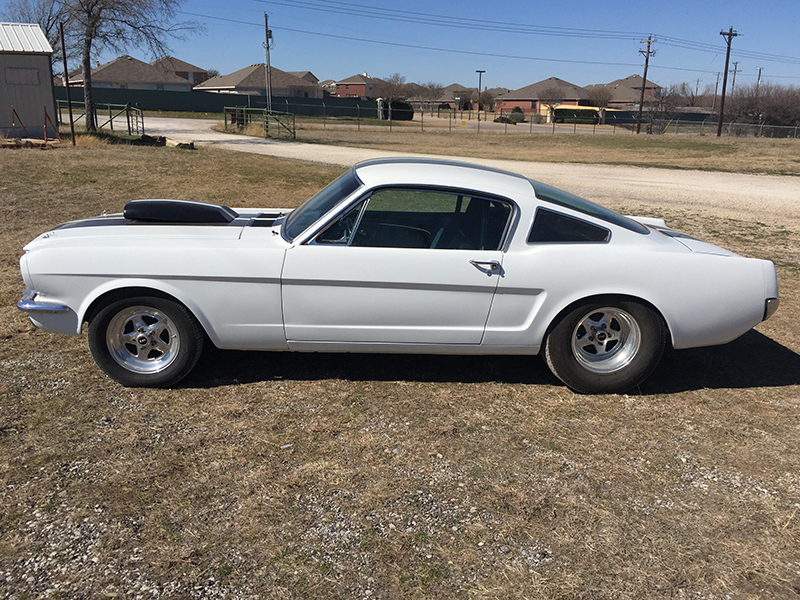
[436,83,473,109]
[0,22,56,138]
[194,64,323,98]
[585,74,662,108]
[151,56,209,86]
[335,73,382,99]
[318,79,336,97]
[69,55,194,91]
[495,77,591,120]
[288,71,319,85]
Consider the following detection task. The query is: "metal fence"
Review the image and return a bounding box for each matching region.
[223,107,296,139]
[652,119,800,138]
[56,100,144,135]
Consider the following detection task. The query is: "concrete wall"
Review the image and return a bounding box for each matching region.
[0,52,56,138]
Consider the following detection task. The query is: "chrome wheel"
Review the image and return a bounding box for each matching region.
[106,306,181,374]
[571,307,641,374]
[544,299,666,394]
[89,295,203,387]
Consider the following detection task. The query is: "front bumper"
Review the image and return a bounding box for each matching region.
[17,289,70,314]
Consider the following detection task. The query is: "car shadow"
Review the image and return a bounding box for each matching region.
[189,330,800,394]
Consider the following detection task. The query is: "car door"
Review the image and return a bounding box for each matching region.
[281,188,513,346]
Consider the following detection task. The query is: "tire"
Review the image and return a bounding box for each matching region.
[88,295,204,387]
[544,299,666,394]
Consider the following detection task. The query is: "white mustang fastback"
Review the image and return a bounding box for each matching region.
[18,158,779,393]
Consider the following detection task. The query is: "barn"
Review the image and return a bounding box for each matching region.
[0,22,56,139]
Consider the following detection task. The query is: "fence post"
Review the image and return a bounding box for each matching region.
[573,114,577,134]
[323,102,326,129]
[108,104,113,131]
[126,104,131,135]
[449,109,452,132]
[420,107,424,133]
[389,103,393,132]
[357,104,361,131]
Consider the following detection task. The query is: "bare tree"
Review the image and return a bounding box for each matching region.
[418,81,444,101]
[374,73,409,103]
[59,0,199,132]
[1,0,66,68]
[729,82,800,126]
[537,86,563,122]
[479,89,495,112]
[588,86,612,108]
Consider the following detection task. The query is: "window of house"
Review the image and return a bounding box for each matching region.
[4,67,39,85]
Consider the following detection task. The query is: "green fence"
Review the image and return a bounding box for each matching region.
[224,107,296,139]
[56,100,144,135]
[53,87,376,117]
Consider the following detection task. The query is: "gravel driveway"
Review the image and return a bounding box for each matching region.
[146,117,800,228]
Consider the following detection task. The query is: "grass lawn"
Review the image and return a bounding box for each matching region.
[0,142,798,598]
[293,125,800,176]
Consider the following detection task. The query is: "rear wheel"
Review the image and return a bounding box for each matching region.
[544,299,666,394]
[88,295,203,387]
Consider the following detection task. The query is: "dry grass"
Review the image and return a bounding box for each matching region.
[0,144,799,598]
[293,125,800,176]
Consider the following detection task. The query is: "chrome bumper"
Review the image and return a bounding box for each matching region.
[764,298,780,321]
[17,289,70,314]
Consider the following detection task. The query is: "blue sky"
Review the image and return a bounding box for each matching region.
[10,0,800,91]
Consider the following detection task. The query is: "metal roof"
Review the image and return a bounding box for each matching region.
[0,22,53,54]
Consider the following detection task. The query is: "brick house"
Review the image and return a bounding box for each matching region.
[495,77,591,120]
[335,73,382,99]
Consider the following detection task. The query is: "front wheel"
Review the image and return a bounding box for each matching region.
[544,299,666,394]
[88,295,204,387]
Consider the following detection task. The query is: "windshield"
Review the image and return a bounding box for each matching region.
[283,169,362,241]
[531,180,649,234]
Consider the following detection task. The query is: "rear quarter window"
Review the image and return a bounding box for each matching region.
[528,208,610,243]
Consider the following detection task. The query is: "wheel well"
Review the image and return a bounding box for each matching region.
[84,287,190,325]
[544,294,671,348]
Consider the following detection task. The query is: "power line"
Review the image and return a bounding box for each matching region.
[177,10,800,80]
[259,0,800,66]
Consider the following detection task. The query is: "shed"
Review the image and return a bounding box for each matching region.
[0,22,56,138]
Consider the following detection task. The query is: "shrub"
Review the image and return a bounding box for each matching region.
[384,99,414,121]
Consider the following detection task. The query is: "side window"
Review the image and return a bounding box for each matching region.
[315,201,365,244]
[348,189,512,250]
[528,208,610,243]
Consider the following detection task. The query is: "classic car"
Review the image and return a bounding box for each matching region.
[18,158,779,393]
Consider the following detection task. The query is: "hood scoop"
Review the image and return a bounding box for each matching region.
[124,199,239,224]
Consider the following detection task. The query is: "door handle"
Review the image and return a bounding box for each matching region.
[469,259,500,275]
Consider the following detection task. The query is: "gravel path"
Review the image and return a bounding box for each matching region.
[147,117,800,227]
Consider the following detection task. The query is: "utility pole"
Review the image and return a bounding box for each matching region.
[730,61,740,95]
[264,13,273,113]
[717,27,739,137]
[59,22,76,145]
[636,36,655,134]
[712,72,720,109]
[476,70,485,133]
[755,66,763,96]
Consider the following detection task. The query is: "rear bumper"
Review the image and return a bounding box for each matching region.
[764,297,780,321]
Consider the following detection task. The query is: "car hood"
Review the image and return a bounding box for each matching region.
[23,207,293,252]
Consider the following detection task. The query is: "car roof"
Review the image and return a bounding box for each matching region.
[353,158,536,200]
